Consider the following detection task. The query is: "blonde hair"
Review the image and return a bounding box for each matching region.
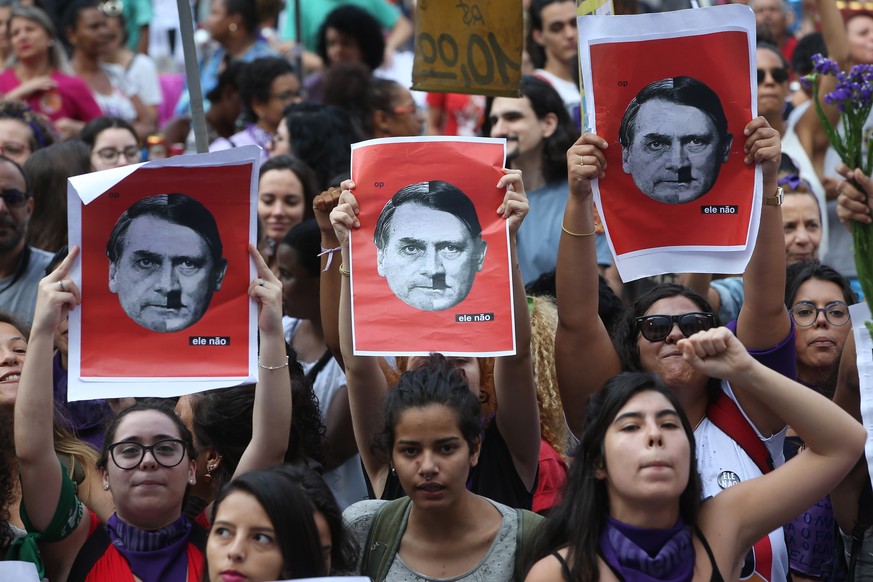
[529,295,570,459]
[53,414,100,482]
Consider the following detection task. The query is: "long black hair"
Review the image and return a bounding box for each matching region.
[274,465,359,574]
[205,466,326,580]
[522,372,702,581]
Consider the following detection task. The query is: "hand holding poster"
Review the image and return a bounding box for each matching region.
[347,137,515,356]
[849,302,873,491]
[577,5,761,281]
[67,147,260,401]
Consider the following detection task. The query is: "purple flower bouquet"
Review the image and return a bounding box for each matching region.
[805,54,873,329]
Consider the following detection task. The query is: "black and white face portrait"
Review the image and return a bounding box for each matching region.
[107,194,228,333]
[374,181,487,312]
[619,77,733,205]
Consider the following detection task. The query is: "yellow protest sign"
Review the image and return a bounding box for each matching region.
[412,0,523,97]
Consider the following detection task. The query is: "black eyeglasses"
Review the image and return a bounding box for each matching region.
[0,188,29,208]
[757,68,789,84]
[789,301,850,327]
[635,312,716,342]
[108,439,187,470]
[95,146,141,164]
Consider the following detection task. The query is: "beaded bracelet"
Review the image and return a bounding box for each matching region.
[258,355,289,370]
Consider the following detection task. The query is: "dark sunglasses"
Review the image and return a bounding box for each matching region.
[635,312,716,342]
[0,188,29,208]
[757,68,789,84]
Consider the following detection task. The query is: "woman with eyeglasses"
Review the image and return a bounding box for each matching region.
[80,115,139,171]
[209,57,302,163]
[785,261,856,399]
[556,117,796,582]
[780,260,857,581]
[0,99,56,168]
[175,0,278,118]
[12,244,292,582]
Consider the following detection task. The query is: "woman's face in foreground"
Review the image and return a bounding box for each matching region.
[207,490,284,582]
[599,390,691,522]
[390,403,479,509]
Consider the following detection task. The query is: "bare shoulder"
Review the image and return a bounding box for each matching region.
[525,550,566,582]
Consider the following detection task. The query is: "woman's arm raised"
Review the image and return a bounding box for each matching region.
[682,328,865,561]
[733,117,792,436]
[493,170,540,491]
[331,182,392,497]
[231,245,293,478]
[555,134,622,437]
[15,248,91,576]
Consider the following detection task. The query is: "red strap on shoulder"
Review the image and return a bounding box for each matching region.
[706,391,773,475]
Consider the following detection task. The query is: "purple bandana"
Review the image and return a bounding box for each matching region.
[106,513,193,582]
[599,516,694,582]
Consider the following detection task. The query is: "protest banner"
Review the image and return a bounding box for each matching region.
[67,147,260,400]
[349,137,515,356]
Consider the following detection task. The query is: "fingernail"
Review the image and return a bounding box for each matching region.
[354,221,360,228]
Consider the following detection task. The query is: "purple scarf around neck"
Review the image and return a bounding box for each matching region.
[599,516,694,582]
[106,513,192,582]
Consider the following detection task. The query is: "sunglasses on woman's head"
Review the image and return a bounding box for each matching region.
[635,312,716,342]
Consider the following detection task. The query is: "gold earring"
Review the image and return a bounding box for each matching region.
[228,23,238,33]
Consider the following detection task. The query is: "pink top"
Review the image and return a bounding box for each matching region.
[0,69,102,122]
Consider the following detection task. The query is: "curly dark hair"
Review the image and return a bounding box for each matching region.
[376,354,482,458]
[238,56,295,124]
[289,364,328,468]
[189,342,326,480]
[0,409,16,555]
[275,465,359,574]
[316,5,385,71]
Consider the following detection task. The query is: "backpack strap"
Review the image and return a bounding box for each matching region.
[67,524,112,582]
[362,497,412,582]
[706,390,774,474]
[514,508,544,582]
[67,520,209,582]
[847,480,873,581]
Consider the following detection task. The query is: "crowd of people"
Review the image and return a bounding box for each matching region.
[0,0,870,581]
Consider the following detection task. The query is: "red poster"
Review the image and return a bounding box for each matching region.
[591,32,754,254]
[68,148,259,400]
[349,137,515,356]
[578,6,760,280]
